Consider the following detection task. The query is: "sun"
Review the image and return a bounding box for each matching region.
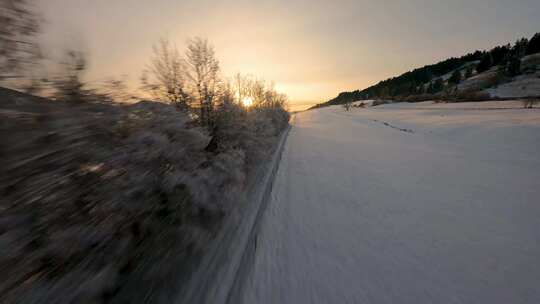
[242,97,254,107]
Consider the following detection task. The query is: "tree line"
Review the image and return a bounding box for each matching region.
[317,32,540,107]
[141,38,288,128]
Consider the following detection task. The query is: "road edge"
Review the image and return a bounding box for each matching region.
[177,121,292,304]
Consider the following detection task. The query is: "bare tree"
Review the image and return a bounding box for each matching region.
[50,50,88,102]
[142,37,288,129]
[264,82,288,109]
[218,80,235,106]
[234,72,252,104]
[0,0,41,81]
[141,38,190,109]
[250,78,266,107]
[185,37,220,126]
[100,76,137,102]
[229,73,288,110]
[272,92,288,109]
[44,50,115,103]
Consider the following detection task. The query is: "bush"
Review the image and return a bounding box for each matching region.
[521,53,540,73]
[522,98,540,108]
[454,90,491,101]
[372,100,390,106]
[0,87,289,303]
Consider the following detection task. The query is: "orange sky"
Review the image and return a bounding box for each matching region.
[37,0,540,110]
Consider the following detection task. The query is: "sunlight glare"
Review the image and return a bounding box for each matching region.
[242,97,254,107]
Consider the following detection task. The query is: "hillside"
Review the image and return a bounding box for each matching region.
[313,32,540,109]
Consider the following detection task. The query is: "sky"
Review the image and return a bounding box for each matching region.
[37,0,540,110]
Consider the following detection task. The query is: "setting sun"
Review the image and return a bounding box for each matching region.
[242,96,254,107]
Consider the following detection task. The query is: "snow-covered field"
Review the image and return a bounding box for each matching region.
[240,102,540,304]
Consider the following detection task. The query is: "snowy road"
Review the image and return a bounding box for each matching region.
[240,103,540,304]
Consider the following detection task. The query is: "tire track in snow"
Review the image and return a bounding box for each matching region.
[371,119,415,133]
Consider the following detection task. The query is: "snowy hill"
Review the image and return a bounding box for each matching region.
[316,33,540,108]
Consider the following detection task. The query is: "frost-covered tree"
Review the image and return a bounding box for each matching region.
[0,0,41,80]
[100,77,136,102]
[522,99,539,109]
[234,73,250,104]
[185,37,220,126]
[231,74,288,109]
[142,37,288,131]
[141,38,190,109]
[47,50,120,103]
[50,50,88,102]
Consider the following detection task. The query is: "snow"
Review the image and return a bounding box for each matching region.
[240,103,540,304]
[486,73,540,98]
[438,61,477,82]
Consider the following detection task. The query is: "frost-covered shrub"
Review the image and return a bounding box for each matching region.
[207,102,289,169]
[521,53,540,73]
[522,98,539,108]
[372,100,390,107]
[454,90,491,101]
[403,93,436,102]
[0,87,288,303]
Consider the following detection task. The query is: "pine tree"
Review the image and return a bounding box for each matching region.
[0,0,41,79]
[512,38,529,58]
[505,55,521,77]
[526,33,540,55]
[426,82,434,94]
[476,53,493,73]
[432,78,444,93]
[449,70,462,85]
[465,66,473,78]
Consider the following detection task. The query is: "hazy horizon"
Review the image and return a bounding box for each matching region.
[37,0,540,109]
